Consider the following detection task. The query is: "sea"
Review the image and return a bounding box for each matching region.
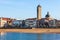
[0,32,60,40]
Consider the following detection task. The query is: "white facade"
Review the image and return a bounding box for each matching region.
[25,20,37,27]
[0,18,7,27]
[12,20,22,27]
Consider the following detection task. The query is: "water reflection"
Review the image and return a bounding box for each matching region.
[6,33,37,40]
[0,32,6,40]
[0,33,60,40]
[0,32,6,36]
[37,33,60,40]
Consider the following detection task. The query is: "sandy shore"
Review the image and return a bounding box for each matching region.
[0,28,60,33]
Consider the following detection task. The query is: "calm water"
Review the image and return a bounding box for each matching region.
[0,32,60,40]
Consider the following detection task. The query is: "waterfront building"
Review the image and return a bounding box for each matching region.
[56,20,60,27]
[12,20,22,27]
[0,17,12,27]
[0,17,16,28]
[38,12,55,28]
[25,18,37,28]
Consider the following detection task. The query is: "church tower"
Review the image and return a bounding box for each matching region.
[37,5,42,20]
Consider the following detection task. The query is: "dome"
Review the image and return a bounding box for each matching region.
[45,12,50,18]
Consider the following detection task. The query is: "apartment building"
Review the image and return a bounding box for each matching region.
[0,17,13,27]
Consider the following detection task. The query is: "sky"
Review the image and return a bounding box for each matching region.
[0,0,60,20]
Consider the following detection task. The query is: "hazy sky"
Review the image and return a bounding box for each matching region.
[0,0,60,20]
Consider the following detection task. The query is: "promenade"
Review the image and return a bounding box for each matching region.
[0,28,60,33]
